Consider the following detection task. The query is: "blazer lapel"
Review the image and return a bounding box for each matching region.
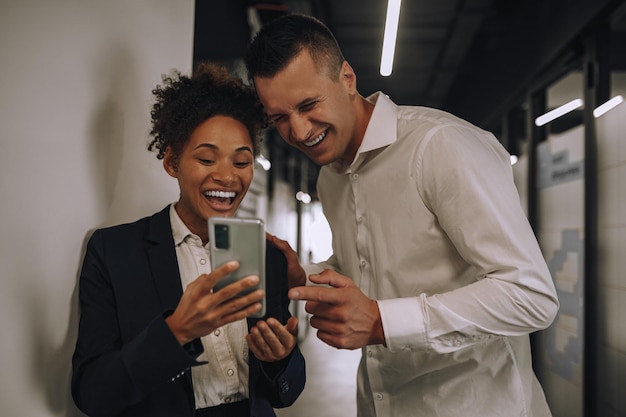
[146,206,183,311]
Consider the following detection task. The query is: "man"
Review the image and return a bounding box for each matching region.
[245,13,558,417]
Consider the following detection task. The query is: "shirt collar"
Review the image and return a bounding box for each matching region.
[169,203,200,246]
[360,91,398,152]
[329,91,398,172]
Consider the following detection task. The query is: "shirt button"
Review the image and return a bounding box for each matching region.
[375,393,383,401]
[367,350,373,357]
[214,329,221,336]
[224,396,232,403]
[360,260,367,267]
[227,369,235,376]
[352,173,359,180]
[357,216,364,223]
[200,258,207,265]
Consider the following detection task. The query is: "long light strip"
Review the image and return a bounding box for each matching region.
[535,98,583,126]
[380,0,402,77]
[593,95,624,118]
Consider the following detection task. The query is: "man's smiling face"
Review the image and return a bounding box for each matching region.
[254,50,361,166]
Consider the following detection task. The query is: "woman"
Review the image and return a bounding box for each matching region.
[71,63,305,417]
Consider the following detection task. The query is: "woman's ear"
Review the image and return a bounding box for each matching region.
[163,147,178,178]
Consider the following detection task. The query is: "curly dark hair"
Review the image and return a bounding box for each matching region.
[148,62,266,161]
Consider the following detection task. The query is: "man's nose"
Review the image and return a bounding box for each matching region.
[290,114,312,142]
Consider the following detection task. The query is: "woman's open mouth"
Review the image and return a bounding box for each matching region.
[203,190,236,210]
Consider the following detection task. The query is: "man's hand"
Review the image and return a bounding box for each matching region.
[266,233,306,289]
[288,270,385,350]
[246,316,298,362]
[166,261,265,345]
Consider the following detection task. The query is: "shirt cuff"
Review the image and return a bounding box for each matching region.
[302,263,325,285]
[377,296,428,352]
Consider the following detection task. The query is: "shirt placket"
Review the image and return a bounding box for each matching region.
[350,170,390,416]
[189,240,241,402]
[350,170,371,293]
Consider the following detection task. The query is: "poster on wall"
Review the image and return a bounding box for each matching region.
[534,125,585,417]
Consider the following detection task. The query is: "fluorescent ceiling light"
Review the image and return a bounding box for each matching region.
[256,154,271,171]
[535,98,583,126]
[380,0,402,77]
[593,95,624,118]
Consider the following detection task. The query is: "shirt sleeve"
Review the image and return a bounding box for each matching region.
[302,254,339,285]
[380,124,559,353]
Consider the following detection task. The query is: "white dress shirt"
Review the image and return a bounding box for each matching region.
[310,93,559,417]
[169,205,249,408]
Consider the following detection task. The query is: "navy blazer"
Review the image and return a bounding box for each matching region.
[71,206,305,417]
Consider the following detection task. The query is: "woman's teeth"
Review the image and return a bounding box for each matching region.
[204,190,235,198]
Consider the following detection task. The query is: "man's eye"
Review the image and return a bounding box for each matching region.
[270,115,285,125]
[300,101,317,111]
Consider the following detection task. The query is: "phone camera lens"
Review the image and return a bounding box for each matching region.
[215,224,230,249]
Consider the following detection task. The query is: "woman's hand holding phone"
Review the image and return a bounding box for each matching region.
[165,261,265,345]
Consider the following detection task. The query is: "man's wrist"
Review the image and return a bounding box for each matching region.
[370,300,386,346]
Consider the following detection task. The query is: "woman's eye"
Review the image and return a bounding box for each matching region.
[199,158,214,164]
[234,161,252,168]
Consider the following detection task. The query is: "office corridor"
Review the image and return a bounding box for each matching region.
[275,308,362,417]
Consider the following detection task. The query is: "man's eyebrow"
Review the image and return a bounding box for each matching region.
[295,96,320,109]
[267,96,320,118]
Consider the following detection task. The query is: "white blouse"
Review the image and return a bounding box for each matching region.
[170,205,249,409]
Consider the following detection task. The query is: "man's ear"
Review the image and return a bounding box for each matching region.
[163,147,178,178]
[340,60,357,94]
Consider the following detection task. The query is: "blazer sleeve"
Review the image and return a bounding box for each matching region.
[254,243,306,408]
[71,228,203,417]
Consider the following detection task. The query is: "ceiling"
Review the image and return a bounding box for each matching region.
[193,0,626,193]
[316,0,497,110]
[195,0,626,131]
[253,0,625,129]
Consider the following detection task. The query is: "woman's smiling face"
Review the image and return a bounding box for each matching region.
[164,115,255,242]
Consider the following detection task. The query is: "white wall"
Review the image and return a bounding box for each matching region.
[0,1,194,415]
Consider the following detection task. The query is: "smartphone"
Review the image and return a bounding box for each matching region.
[208,216,266,318]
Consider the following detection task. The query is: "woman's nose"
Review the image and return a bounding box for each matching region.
[210,165,236,185]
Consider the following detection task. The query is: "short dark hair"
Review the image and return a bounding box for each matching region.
[148,62,265,161]
[245,13,345,81]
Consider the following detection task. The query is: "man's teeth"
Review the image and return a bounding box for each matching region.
[305,130,326,147]
[204,190,236,198]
